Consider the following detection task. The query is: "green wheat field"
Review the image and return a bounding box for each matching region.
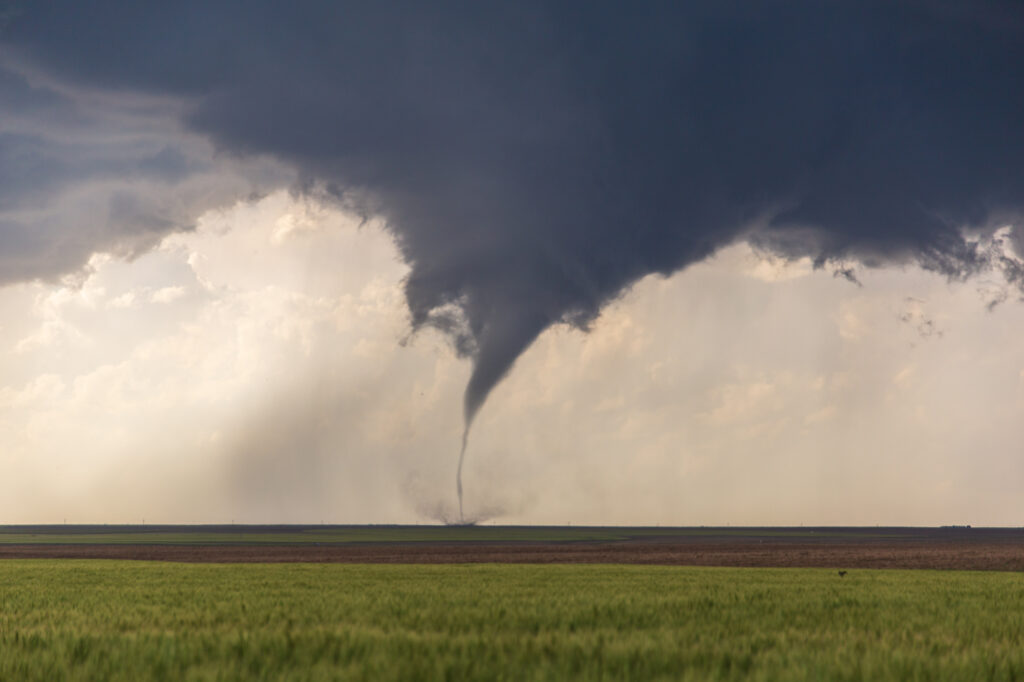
[1,561,1022,681]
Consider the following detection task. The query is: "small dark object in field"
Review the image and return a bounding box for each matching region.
[838,570,847,578]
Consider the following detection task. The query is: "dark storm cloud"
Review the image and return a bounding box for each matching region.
[0,59,287,287]
[3,1,1024,422]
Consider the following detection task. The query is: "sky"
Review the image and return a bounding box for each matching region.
[1,1,1023,525]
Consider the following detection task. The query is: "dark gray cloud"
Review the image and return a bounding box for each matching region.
[0,60,287,286]
[3,0,1024,426]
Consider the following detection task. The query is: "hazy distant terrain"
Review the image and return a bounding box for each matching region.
[2,525,1022,571]
[0,524,917,545]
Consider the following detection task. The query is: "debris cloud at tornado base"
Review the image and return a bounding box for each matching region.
[3,2,1024,518]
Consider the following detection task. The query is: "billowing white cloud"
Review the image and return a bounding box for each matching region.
[150,286,185,304]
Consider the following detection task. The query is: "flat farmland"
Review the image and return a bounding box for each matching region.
[3,561,1024,681]
[1,525,1023,570]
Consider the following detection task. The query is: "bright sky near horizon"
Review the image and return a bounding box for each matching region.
[2,192,1022,525]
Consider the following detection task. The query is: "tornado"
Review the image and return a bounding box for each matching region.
[456,427,468,523]
[452,305,549,521]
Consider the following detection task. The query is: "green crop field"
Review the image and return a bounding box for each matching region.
[1,561,1022,681]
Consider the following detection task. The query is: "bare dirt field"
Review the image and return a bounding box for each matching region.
[2,526,1022,570]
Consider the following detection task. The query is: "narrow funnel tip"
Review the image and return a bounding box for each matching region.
[456,427,469,524]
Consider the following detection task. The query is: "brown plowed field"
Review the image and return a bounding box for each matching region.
[3,539,1023,571]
